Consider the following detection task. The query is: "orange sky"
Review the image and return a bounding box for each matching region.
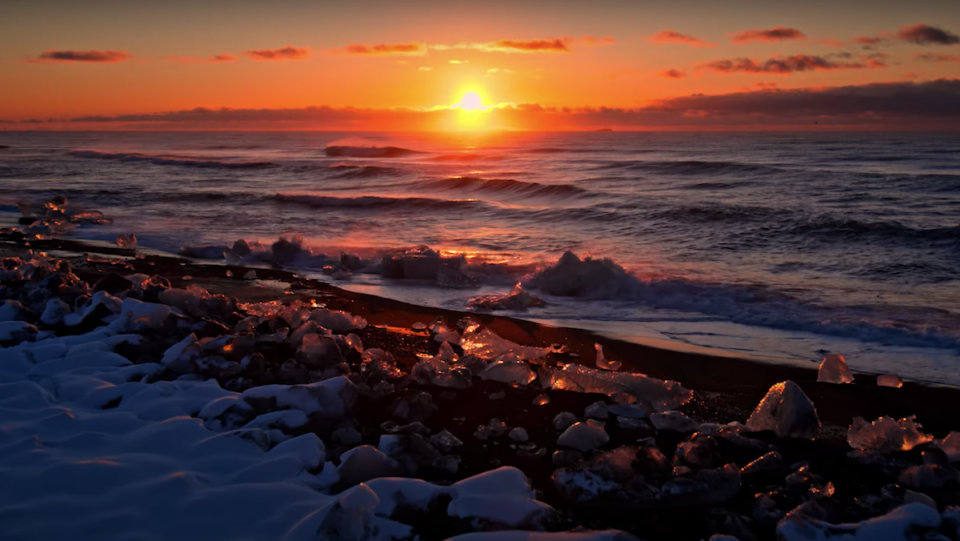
[2,0,960,130]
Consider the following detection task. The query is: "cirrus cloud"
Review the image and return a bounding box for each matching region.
[244,46,309,61]
[731,27,806,44]
[345,43,425,55]
[649,31,715,48]
[32,50,131,63]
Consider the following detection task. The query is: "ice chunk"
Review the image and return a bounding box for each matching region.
[475,418,509,440]
[525,251,635,299]
[115,233,137,248]
[746,381,820,440]
[309,308,367,333]
[333,427,363,446]
[651,411,698,433]
[608,403,648,419]
[533,394,551,406]
[0,300,27,322]
[817,353,854,384]
[878,374,904,388]
[412,322,427,331]
[776,503,940,541]
[594,343,621,371]
[296,333,343,367]
[435,329,462,345]
[479,361,537,385]
[539,363,691,411]
[468,283,546,311]
[109,298,172,333]
[847,416,933,454]
[461,327,551,364]
[557,420,609,452]
[337,445,402,486]
[658,463,741,507]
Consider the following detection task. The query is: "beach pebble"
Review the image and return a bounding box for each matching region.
[651,410,698,433]
[553,412,577,431]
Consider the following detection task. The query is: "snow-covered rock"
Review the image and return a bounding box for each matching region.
[776,503,941,540]
[557,420,609,452]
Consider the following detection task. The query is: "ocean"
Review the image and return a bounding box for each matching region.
[2,130,959,384]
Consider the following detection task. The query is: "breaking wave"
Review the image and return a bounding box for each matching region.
[324,145,421,158]
[419,177,588,199]
[68,150,275,169]
[525,252,960,350]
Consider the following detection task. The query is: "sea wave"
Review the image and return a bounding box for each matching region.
[324,145,420,158]
[594,159,782,176]
[68,150,275,169]
[419,176,588,199]
[326,164,407,179]
[524,251,960,350]
[273,193,483,211]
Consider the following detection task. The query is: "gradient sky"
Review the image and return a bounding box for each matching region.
[3,0,960,130]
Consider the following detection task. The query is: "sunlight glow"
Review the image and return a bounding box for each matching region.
[460,92,483,111]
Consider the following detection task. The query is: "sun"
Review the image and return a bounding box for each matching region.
[459,91,484,111]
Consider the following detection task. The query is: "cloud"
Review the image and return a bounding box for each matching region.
[448,59,468,64]
[649,31,714,47]
[418,66,432,71]
[853,36,890,48]
[485,67,514,76]
[344,43,425,55]
[479,39,570,52]
[659,69,686,79]
[38,79,960,131]
[645,79,960,122]
[244,46,309,61]
[32,50,130,63]
[731,27,806,44]
[341,37,610,56]
[897,24,960,46]
[168,54,236,64]
[916,52,960,62]
[700,53,886,74]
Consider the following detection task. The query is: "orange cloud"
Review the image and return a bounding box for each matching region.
[649,31,714,48]
[344,43,426,55]
[482,38,570,52]
[168,54,236,64]
[700,53,886,74]
[341,37,608,56]
[660,69,687,79]
[244,46,309,61]
[731,27,806,44]
[32,50,130,63]
[50,79,960,130]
